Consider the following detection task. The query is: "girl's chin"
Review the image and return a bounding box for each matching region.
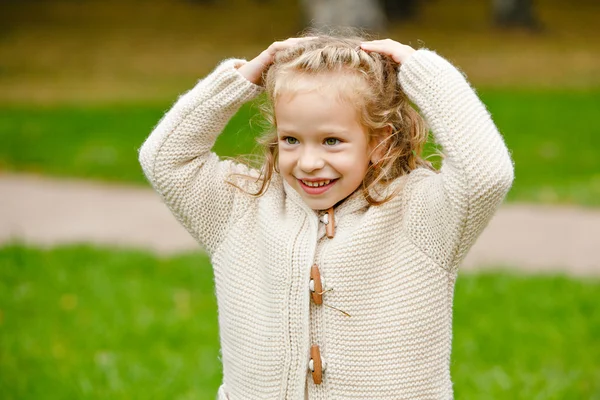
[294,191,337,210]
[302,194,344,211]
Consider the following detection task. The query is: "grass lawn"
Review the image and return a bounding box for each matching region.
[0,100,263,185]
[1,244,599,399]
[1,88,600,205]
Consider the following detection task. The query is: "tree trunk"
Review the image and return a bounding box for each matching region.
[300,0,387,32]
[492,0,540,29]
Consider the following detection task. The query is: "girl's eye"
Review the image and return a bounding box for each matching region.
[325,138,340,146]
[284,137,299,145]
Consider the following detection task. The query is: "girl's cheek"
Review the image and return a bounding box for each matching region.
[278,154,294,173]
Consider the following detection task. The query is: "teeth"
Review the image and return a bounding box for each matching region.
[302,179,331,187]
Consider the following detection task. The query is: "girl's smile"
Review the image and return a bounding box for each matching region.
[297,178,339,195]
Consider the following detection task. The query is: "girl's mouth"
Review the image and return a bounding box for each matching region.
[298,178,338,195]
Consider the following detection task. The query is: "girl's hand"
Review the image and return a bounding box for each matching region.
[237,37,318,85]
[359,39,416,65]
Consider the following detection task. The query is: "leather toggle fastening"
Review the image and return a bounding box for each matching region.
[309,344,325,384]
[310,264,324,305]
[325,207,335,238]
[309,264,351,317]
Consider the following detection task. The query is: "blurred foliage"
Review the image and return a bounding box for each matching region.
[1,244,598,398]
[0,0,599,104]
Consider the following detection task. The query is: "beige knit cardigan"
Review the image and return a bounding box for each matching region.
[139,49,514,399]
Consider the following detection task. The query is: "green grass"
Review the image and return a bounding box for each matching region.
[0,100,263,184]
[0,245,221,399]
[2,88,600,205]
[1,244,599,399]
[482,89,600,205]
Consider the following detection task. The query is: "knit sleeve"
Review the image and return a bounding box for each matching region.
[138,59,264,254]
[398,50,514,271]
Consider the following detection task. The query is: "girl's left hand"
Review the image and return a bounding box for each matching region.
[359,39,416,65]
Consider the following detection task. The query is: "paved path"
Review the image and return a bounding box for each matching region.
[1,173,598,276]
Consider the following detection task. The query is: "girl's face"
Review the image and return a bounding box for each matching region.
[275,86,376,210]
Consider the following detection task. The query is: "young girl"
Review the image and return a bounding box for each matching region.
[139,35,514,399]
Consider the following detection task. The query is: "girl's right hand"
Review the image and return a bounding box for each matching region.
[237,37,318,85]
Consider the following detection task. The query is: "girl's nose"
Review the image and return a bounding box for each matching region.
[298,149,326,173]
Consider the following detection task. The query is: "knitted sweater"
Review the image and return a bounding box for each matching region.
[139,49,514,399]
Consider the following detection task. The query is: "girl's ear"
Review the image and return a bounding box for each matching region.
[369,125,392,165]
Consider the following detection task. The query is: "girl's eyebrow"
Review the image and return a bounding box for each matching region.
[277,128,349,135]
[276,129,296,134]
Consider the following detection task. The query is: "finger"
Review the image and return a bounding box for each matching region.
[360,39,402,48]
[359,41,388,48]
[359,42,394,55]
[360,40,393,48]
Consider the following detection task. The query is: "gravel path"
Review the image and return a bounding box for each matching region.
[1,173,598,276]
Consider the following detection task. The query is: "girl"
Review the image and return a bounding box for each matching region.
[139,35,514,399]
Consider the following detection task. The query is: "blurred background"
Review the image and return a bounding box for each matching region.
[1,0,599,398]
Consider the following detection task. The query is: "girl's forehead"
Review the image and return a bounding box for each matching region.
[274,79,368,136]
[274,70,368,103]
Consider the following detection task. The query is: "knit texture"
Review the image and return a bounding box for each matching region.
[139,50,514,399]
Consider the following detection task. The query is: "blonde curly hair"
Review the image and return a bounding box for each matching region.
[239,32,435,205]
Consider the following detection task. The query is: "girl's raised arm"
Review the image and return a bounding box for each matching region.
[361,40,515,271]
[138,59,263,254]
[138,38,316,254]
